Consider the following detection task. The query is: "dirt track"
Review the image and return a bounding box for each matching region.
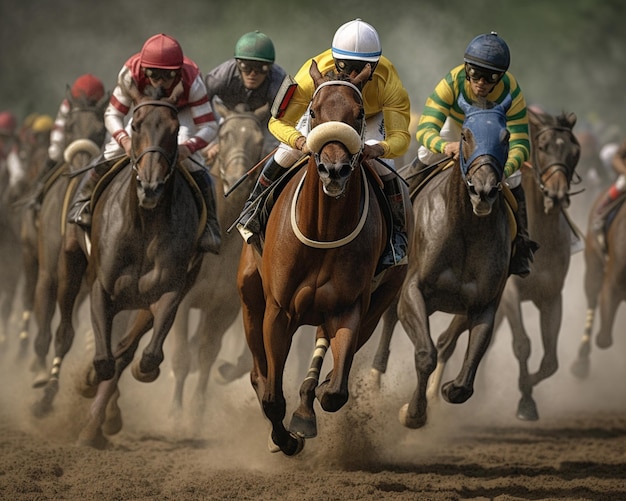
[1,196,626,500]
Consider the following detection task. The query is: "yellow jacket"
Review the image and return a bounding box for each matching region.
[268,48,411,159]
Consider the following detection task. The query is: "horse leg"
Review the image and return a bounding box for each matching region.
[370,295,399,388]
[571,248,603,378]
[397,280,436,429]
[290,328,328,438]
[169,304,191,417]
[216,342,253,384]
[18,243,38,360]
[90,280,116,381]
[262,300,303,456]
[441,306,497,404]
[596,271,621,349]
[32,241,88,417]
[189,309,229,426]
[427,314,468,402]
[31,268,57,387]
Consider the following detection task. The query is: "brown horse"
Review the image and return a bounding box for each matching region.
[373,94,513,429]
[168,101,268,421]
[237,61,412,456]
[28,93,108,402]
[491,108,580,420]
[75,83,203,448]
[571,190,626,379]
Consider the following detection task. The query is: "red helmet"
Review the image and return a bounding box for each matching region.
[140,34,184,70]
[0,111,17,134]
[71,74,105,101]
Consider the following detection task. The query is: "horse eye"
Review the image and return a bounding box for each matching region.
[309,109,316,119]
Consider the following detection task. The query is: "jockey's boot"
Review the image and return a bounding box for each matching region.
[379,176,409,270]
[591,182,624,252]
[509,184,540,278]
[237,157,284,242]
[67,159,110,228]
[190,169,221,255]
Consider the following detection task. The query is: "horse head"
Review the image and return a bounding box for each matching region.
[304,60,367,198]
[63,88,109,171]
[528,108,580,212]
[127,82,182,209]
[213,101,268,190]
[458,93,511,216]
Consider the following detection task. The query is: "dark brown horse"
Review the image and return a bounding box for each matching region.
[28,92,108,403]
[373,94,513,429]
[75,82,203,448]
[237,61,412,455]
[492,108,580,420]
[168,101,268,422]
[571,190,626,379]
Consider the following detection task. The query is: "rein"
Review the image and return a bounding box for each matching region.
[290,166,370,249]
[130,100,179,182]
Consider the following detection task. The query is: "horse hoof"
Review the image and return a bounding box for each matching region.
[32,371,50,389]
[570,358,590,379]
[289,413,317,438]
[215,360,248,385]
[267,431,305,456]
[441,381,473,404]
[516,397,539,421]
[131,361,160,383]
[596,334,612,349]
[93,358,115,381]
[77,428,109,450]
[398,403,427,429]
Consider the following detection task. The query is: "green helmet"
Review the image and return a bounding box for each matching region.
[234,31,275,63]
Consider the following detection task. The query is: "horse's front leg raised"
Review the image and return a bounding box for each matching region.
[442,306,497,404]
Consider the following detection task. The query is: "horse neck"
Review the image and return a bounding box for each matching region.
[296,160,364,241]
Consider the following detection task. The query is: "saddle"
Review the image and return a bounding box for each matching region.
[250,157,394,259]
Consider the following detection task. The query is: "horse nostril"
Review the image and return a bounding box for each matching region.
[317,164,330,178]
[338,164,352,178]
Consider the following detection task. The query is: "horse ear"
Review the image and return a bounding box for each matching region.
[255,102,271,122]
[527,108,543,129]
[213,99,230,120]
[66,84,74,104]
[127,79,143,104]
[309,60,324,87]
[457,93,472,115]
[351,64,372,88]
[168,81,185,104]
[565,111,577,129]
[97,91,111,113]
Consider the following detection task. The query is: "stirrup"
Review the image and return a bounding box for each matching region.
[68,201,91,227]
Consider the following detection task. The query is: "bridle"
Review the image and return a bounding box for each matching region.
[530,125,583,196]
[130,100,179,183]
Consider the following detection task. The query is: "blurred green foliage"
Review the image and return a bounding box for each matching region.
[1,0,624,142]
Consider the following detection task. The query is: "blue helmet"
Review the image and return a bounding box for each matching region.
[464,32,510,73]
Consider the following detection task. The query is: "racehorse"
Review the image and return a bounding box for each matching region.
[373,94,513,429]
[237,61,412,456]
[571,191,626,379]
[75,82,204,448]
[27,91,107,404]
[492,108,580,420]
[168,101,268,421]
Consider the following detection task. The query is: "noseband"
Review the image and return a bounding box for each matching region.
[130,100,179,182]
[531,125,582,195]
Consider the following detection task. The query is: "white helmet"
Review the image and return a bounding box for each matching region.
[331,19,382,63]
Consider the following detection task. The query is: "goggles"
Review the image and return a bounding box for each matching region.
[335,59,377,76]
[465,63,502,84]
[144,68,179,81]
[237,60,271,75]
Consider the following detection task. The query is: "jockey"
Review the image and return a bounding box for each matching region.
[592,136,626,250]
[237,19,411,269]
[414,31,538,278]
[203,30,287,162]
[67,33,221,254]
[0,111,18,165]
[48,74,107,167]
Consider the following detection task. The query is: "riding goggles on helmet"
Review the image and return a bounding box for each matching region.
[335,59,377,76]
[465,63,502,84]
[144,68,179,81]
[237,59,271,75]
